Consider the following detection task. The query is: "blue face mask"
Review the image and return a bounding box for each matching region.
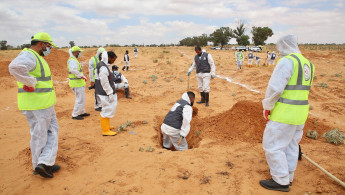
[113,71,119,75]
[77,52,82,58]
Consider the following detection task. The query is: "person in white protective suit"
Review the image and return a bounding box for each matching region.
[122,50,130,71]
[95,51,118,136]
[248,51,254,67]
[161,91,195,151]
[235,50,244,70]
[67,46,90,120]
[89,47,105,111]
[133,47,138,58]
[187,46,216,107]
[9,32,60,178]
[112,65,131,99]
[264,51,271,66]
[268,51,278,66]
[254,55,261,67]
[260,35,315,192]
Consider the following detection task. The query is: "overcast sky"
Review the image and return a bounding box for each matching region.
[1,0,344,47]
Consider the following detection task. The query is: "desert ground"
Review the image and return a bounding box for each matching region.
[0,46,344,194]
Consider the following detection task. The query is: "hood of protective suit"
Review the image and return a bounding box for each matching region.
[96,47,105,57]
[101,51,111,69]
[181,92,191,104]
[68,48,74,57]
[276,35,300,57]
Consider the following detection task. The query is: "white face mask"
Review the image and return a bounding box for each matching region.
[77,52,82,58]
[42,44,51,56]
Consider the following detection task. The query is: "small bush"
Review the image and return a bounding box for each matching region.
[150,75,158,81]
[328,78,333,82]
[143,80,147,84]
[306,130,318,139]
[335,73,341,77]
[153,59,158,63]
[167,60,171,64]
[232,93,236,97]
[142,120,148,124]
[316,82,328,88]
[117,120,131,133]
[320,73,326,77]
[163,50,169,53]
[322,129,345,145]
[179,78,184,82]
[166,78,171,82]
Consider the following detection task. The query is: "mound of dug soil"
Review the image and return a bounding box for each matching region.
[197,101,333,144]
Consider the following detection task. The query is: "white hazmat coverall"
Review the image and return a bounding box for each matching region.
[161,93,193,151]
[114,73,129,89]
[89,49,103,109]
[188,52,216,92]
[262,35,305,186]
[96,51,117,118]
[68,49,86,117]
[9,50,59,170]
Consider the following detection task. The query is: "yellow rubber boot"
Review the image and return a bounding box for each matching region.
[100,116,117,136]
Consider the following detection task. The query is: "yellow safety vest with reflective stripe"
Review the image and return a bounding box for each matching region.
[91,56,99,80]
[67,57,86,88]
[269,53,315,125]
[17,48,56,110]
[236,52,243,61]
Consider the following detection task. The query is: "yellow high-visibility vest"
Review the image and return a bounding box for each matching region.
[67,57,86,88]
[17,48,56,110]
[270,53,315,125]
[91,56,99,80]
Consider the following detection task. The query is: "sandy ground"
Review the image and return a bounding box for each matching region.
[0,46,344,194]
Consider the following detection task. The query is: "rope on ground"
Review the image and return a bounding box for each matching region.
[303,153,345,188]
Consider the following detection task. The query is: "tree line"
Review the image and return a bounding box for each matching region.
[179,20,274,48]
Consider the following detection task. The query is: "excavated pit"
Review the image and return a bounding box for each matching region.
[155,101,333,149]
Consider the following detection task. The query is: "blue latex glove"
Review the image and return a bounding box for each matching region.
[187,72,191,76]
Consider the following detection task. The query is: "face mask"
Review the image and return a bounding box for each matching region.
[113,71,119,74]
[42,44,51,56]
[77,52,82,58]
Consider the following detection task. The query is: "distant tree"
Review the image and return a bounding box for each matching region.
[209,27,233,49]
[69,41,75,47]
[20,43,31,49]
[1,40,8,50]
[251,26,273,45]
[238,35,250,46]
[179,34,209,47]
[233,20,248,45]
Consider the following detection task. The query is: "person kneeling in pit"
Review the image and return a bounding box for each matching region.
[161,91,195,151]
[112,65,131,99]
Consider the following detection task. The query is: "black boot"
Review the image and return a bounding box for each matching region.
[205,92,209,107]
[126,66,129,71]
[122,66,125,71]
[260,179,290,192]
[197,92,205,104]
[125,88,131,99]
[34,164,53,178]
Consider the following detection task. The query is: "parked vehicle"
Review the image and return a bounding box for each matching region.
[236,46,247,51]
[250,46,262,52]
[211,46,221,50]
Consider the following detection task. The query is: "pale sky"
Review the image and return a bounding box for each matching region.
[1,0,344,47]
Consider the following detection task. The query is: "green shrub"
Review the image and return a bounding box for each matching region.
[143,80,147,84]
[322,129,345,145]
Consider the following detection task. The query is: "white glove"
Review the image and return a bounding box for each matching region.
[211,74,216,79]
[109,93,115,103]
